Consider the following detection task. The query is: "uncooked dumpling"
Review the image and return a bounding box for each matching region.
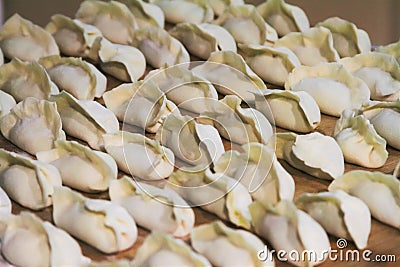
[0,97,65,155]
[0,14,59,61]
[75,0,138,45]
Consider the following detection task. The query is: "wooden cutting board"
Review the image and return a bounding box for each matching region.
[1,75,399,267]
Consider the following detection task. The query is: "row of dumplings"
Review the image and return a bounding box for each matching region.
[1,141,400,267]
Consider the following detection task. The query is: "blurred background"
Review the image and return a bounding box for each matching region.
[1,0,399,45]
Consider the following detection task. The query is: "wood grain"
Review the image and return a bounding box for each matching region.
[2,83,399,266]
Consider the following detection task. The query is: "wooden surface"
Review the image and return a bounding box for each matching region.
[2,104,400,266]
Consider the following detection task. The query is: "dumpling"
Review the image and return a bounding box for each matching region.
[209,0,244,16]
[333,109,388,168]
[156,114,224,166]
[170,22,237,59]
[0,58,59,102]
[118,0,165,28]
[214,142,295,205]
[0,148,62,210]
[215,4,267,45]
[0,14,59,61]
[191,50,266,102]
[83,260,131,267]
[131,232,211,267]
[191,221,275,267]
[376,40,400,64]
[199,95,273,145]
[253,89,320,133]
[109,176,194,237]
[0,91,16,118]
[51,91,119,150]
[39,55,107,100]
[167,167,252,229]
[256,0,309,37]
[296,190,371,249]
[0,212,89,267]
[285,62,370,116]
[46,14,103,58]
[36,140,118,193]
[238,44,301,86]
[0,97,65,155]
[149,0,214,24]
[275,132,344,180]
[52,186,137,254]
[75,0,138,45]
[340,52,400,101]
[274,27,340,66]
[329,170,400,229]
[362,101,400,150]
[316,17,371,58]
[145,66,218,113]
[103,81,179,133]
[250,200,330,267]
[103,131,175,180]
[0,187,11,216]
[132,26,190,69]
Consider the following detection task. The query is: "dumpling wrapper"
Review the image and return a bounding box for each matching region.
[296,190,371,249]
[118,0,165,28]
[274,27,340,66]
[149,0,214,24]
[51,91,119,150]
[132,26,190,69]
[362,101,400,150]
[46,14,103,58]
[275,132,344,180]
[103,81,179,133]
[36,140,118,193]
[0,212,89,267]
[0,186,11,216]
[39,55,107,100]
[170,22,237,60]
[215,4,267,45]
[52,186,137,254]
[285,62,370,117]
[376,40,400,64]
[256,0,309,37]
[340,52,400,101]
[316,17,371,58]
[329,170,400,229]
[82,260,131,267]
[0,58,59,102]
[90,37,147,82]
[131,232,211,267]
[191,50,266,102]
[109,176,194,237]
[145,66,218,113]
[0,97,66,155]
[334,109,388,168]
[0,91,16,118]
[75,0,138,45]
[199,95,273,145]
[103,131,175,180]
[0,14,59,61]
[191,220,275,267]
[209,0,244,16]
[156,114,224,167]
[253,89,320,133]
[239,44,301,86]
[0,48,3,66]
[250,200,330,267]
[214,142,295,205]
[166,167,252,229]
[0,148,62,210]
